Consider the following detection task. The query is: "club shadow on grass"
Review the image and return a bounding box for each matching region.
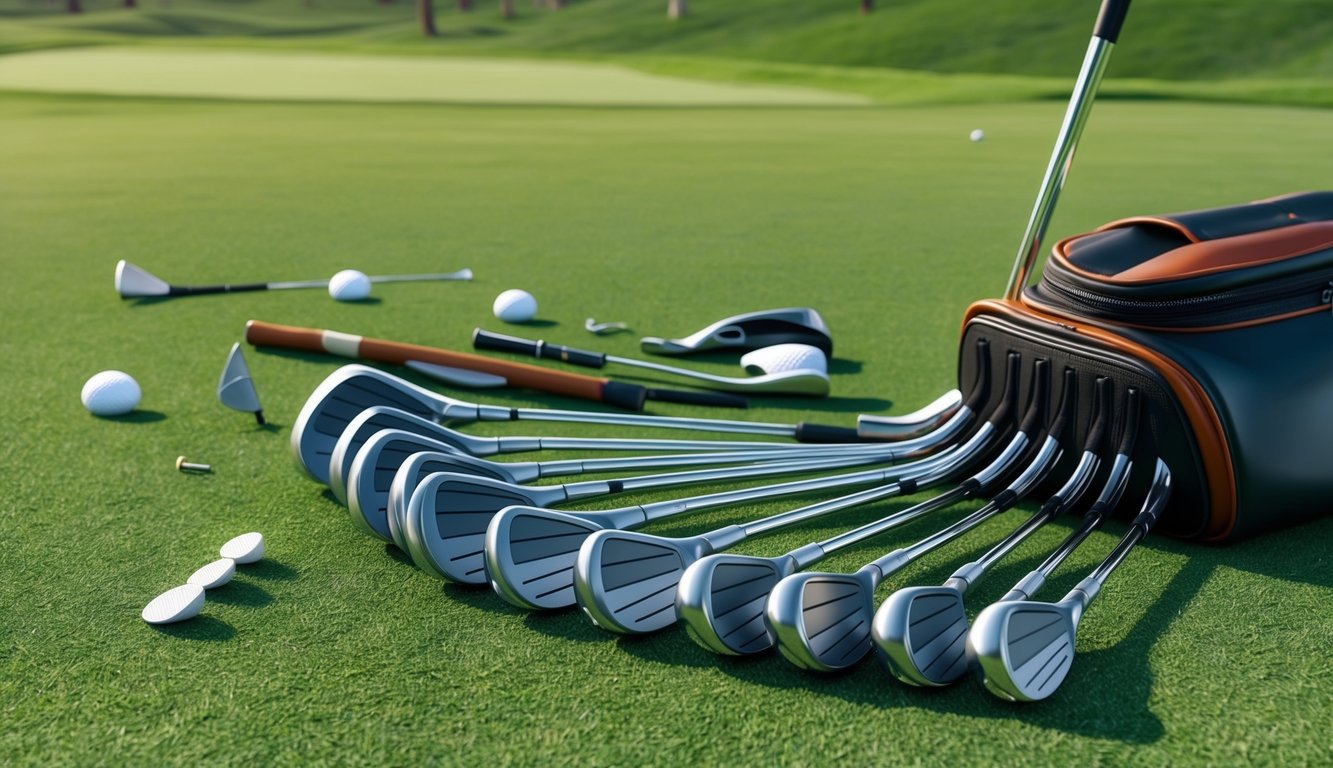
[522,607,615,645]
[440,582,529,620]
[149,614,235,642]
[100,410,167,424]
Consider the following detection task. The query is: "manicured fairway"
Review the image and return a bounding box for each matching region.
[1,85,1331,765]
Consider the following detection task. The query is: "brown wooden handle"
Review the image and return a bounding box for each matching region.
[245,320,614,403]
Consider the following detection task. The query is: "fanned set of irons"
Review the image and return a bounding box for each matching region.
[290,342,1169,703]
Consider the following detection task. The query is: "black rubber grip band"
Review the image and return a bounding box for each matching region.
[1017,359,1050,436]
[960,477,983,496]
[993,488,1018,511]
[898,478,918,496]
[793,423,863,443]
[1046,368,1078,440]
[607,481,624,494]
[1116,388,1142,455]
[509,408,520,421]
[600,381,647,412]
[646,388,749,409]
[1093,0,1132,43]
[962,339,992,412]
[1082,377,1111,452]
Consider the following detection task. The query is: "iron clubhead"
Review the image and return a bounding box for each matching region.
[766,568,878,672]
[115,260,172,298]
[402,473,567,583]
[329,406,488,502]
[873,585,971,687]
[387,451,534,551]
[574,530,713,635]
[217,343,264,424]
[967,599,1078,702]
[640,308,833,356]
[347,431,484,540]
[676,552,797,656]
[485,507,614,610]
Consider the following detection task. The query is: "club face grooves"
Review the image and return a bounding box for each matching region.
[293,374,439,483]
[486,508,606,610]
[969,601,1077,702]
[874,587,970,687]
[406,474,547,584]
[677,555,788,656]
[574,531,692,635]
[768,572,875,672]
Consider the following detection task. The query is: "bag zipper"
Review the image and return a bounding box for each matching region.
[1037,269,1333,328]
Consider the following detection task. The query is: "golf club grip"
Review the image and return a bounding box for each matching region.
[245,320,646,410]
[645,388,750,409]
[472,329,606,368]
[1093,0,1131,43]
[172,282,268,296]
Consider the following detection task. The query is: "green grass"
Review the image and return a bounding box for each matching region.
[4,0,1333,108]
[2,89,1331,764]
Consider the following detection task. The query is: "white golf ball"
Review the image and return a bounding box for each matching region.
[81,370,141,416]
[142,583,205,625]
[329,269,372,301]
[220,532,265,564]
[493,289,537,324]
[970,129,986,142]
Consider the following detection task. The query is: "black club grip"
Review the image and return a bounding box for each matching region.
[1093,0,1131,43]
[472,328,607,368]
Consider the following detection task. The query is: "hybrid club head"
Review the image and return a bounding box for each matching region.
[387,450,538,551]
[402,473,571,583]
[291,366,448,484]
[485,507,622,610]
[766,568,879,672]
[967,598,1078,702]
[641,308,833,356]
[676,552,799,655]
[347,431,500,540]
[873,583,971,687]
[217,342,264,424]
[574,529,715,635]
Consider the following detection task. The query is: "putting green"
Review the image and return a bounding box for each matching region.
[1,91,1330,765]
[0,48,869,106]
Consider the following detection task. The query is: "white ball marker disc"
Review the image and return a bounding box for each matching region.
[142,584,205,625]
[187,558,236,590]
[220,532,265,564]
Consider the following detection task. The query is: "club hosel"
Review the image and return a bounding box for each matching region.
[788,542,829,570]
[701,525,747,551]
[1001,571,1047,603]
[942,573,975,594]
[594,506,652,530]
[470,403,514,422]
[867,549,914,580]
[1065,576,1102,622]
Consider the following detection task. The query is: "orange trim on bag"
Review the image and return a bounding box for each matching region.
[1022,295,1329,334]
[1110,222,1333,283]
[1095,215,1201,242]
[963,299,1237,541]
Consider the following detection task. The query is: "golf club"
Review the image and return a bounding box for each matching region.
[249,321,746,412]
[116,260,472,299]
[217,342,264,424]
[573,418,1013,636]
[672,375,1088,656]
[290,365,890,484]
[326,406,911,503]
[640,308,834,356]
[858,390,963,441]
[968,458,1171,702]
[873,374,1111,687]
[473,329,831,396]
[351,437,913,542]
[1003,0,1131,300]
[766,360,1070,672]
[484,352,1010,611]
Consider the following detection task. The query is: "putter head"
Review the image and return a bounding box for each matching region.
[401,472,563,584]
[574,530,713,635]
[114,260,172,298]
[347,431,480,540]
[291,366,447,484]
[641,308,833,356]
[485,507,614,610]
[217,343,264,422]
[766,569,878,672]
[329,406,489,501]
[872,585,971,687]
[676,552,796,656]
[387,451,529,551]
[968,599,1077,702]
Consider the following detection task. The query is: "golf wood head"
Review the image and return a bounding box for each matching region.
[402,472,564,584]
[676,552,796,656]
[967,599,1078,702]
[347,431,476,540]
[573,530,713,635]
[217,342,263,418]
[291,366,442,484]
[873,585,971,687]
[387,451,530,551]
[766,569,878,672]
[329,406,477,501]
[485,507,613,610]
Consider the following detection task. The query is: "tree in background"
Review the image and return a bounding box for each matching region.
[669,0,685,19]
[501,0,514,18]
[67,0,82,12]
[124,0,137,7]
[861,0,873,13]
[458,0,472,10]
[419,0,437,35]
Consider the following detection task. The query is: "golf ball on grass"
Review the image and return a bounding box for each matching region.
[142,583,205,625]
[81,370,141,416]
[187,558,236,590]
[493,289,538,323]
[220,532,265,564]
[329,269,372,301]
[970,129,986,142]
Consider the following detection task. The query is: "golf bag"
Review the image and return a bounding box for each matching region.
[959,191,1333,542]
